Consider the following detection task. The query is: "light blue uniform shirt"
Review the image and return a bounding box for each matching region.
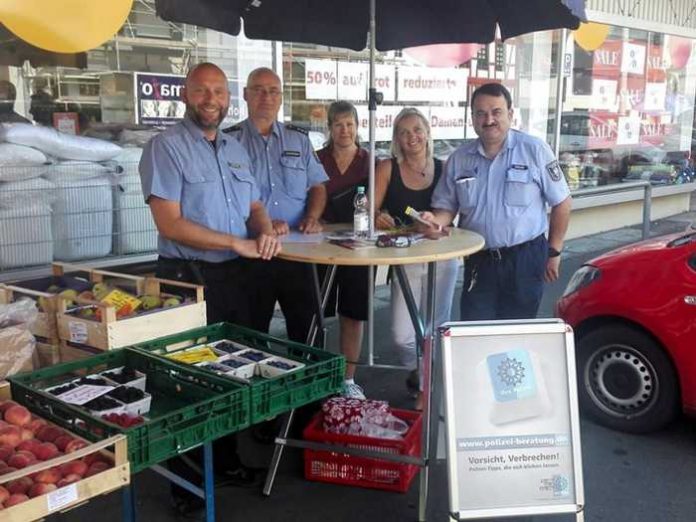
[224,119,328,227]
[139,117,260,263]
[431,130,570,249]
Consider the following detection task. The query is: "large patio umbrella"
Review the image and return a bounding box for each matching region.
[156,0,586,234]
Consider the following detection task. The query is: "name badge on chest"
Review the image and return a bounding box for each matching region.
[282,150,301,157]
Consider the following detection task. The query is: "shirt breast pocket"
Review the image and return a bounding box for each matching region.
[504,168,535,207]
[181,168,219,221]
[229,168,254,219]
[280,156,308,199]
[455,176,477,211]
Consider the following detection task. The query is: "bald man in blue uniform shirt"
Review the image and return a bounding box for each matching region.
[423,83,572,320]
[225,67,328,343]
[140,62,279,515]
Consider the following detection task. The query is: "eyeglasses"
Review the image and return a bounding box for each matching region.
[248,86,282,98]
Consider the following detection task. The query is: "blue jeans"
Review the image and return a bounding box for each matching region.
[460,235,547,321]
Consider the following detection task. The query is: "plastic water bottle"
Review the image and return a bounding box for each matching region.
[353,186,369,238]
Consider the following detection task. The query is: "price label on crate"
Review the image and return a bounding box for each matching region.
[56,384,115,406]
[47,483,78,511]
[167,347,218,364]
[68,320,89,343]
[101,288,142,315]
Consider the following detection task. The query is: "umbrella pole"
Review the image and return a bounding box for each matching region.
[367,0,376,367]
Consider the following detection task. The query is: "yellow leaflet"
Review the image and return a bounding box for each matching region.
[167,347,218,364]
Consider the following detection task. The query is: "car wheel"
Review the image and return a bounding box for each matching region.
[576,325,679,433]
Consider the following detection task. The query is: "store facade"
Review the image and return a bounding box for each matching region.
[1,0,695,274]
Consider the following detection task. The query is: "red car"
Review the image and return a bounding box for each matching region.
[556,230,696,433]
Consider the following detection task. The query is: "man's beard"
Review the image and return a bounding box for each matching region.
[187,104,227,131]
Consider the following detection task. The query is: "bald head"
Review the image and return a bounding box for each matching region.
[186,62,227,87]
[244,67,282,129]
[182,62,230,139]
[246,67,280,88]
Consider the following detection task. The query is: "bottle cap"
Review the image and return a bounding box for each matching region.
[357,186,365,193]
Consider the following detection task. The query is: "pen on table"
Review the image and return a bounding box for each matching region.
[405,206,442,232]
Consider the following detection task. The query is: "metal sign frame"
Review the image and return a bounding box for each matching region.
[440,319,585,521]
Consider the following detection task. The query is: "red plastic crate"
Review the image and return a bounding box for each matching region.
[303,408,422,493]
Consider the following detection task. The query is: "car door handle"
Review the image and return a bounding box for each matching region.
[685,296,696,305]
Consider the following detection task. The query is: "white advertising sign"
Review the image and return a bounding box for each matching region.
[644,82,667,112]
[337,62,369,101]
[616,116,641,145]
[621,42,646,75]
[398,66,468,102]
[305,59,338,100]
[429,106,466,139]
[375,64,396,102]
[355,105,404,142]
[441,320,584,520]
[590,79,617,111]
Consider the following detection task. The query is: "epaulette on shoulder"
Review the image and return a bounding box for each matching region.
[285,123,308,135]
[222,123,242,134]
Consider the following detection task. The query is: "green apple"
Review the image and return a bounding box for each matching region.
[162,297,181,308]
[140,295,163,310]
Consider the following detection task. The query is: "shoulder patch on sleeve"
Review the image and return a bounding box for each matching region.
[222,123,242,134]
[546,160,563,182]
[286,123,309,135]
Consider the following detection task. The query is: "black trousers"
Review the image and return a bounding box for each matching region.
[246,258,316,345]
[155,256,249,501]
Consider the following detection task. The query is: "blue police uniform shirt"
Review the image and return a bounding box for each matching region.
[224,119,328,227]
[431,129,570,249]
[139,117,260,263]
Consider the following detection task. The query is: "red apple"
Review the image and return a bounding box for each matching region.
[85,461,110,477]
[17,439,41,454]
[27,418,47,434]
[59,459,87,478]
[36,426,65,443]
[28,482,57,498]
[4,406,31,427]
[6,476,32,495]
[64,439,87,454]
[4,493,29,506]
[0,401,19,414]
[53,435,74,452]
[0,426,22,448]
[34,442,59,461]
[7,452,33,469]
[33,467,62,484]
[82,453,106,467]
[0,467,17,476]
[57,473,82,487]
[0,444,13,461]
[0,485,8,504]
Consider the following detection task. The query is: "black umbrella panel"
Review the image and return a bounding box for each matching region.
[156,0,586,51]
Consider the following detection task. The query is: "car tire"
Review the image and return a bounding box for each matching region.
[576,324,679,433]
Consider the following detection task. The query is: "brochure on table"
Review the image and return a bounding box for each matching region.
[440,319,584,520]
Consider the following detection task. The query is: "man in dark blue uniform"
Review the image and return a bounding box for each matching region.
[225,67,328,343]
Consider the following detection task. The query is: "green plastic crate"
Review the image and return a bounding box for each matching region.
[7,348,250,473]
[134,323,345,424]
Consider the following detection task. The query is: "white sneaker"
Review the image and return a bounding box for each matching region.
[342,382,366,400]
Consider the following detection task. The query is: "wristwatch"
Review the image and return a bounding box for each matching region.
[548,247,561,258]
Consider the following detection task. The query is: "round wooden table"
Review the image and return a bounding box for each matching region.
[278,226,485,266]
[264,226,484,520]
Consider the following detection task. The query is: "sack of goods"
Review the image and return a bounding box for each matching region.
[1,123,122,162]
[44,161,116,261]
[113,147,157,254]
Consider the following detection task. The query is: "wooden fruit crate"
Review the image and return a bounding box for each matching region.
[52,262,206,351]
[0,384,130,521]
[35,340,61,369]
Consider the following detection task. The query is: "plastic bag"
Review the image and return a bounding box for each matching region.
[0,297,38,328]
[359,413,410,440]
[0,298,37,378]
